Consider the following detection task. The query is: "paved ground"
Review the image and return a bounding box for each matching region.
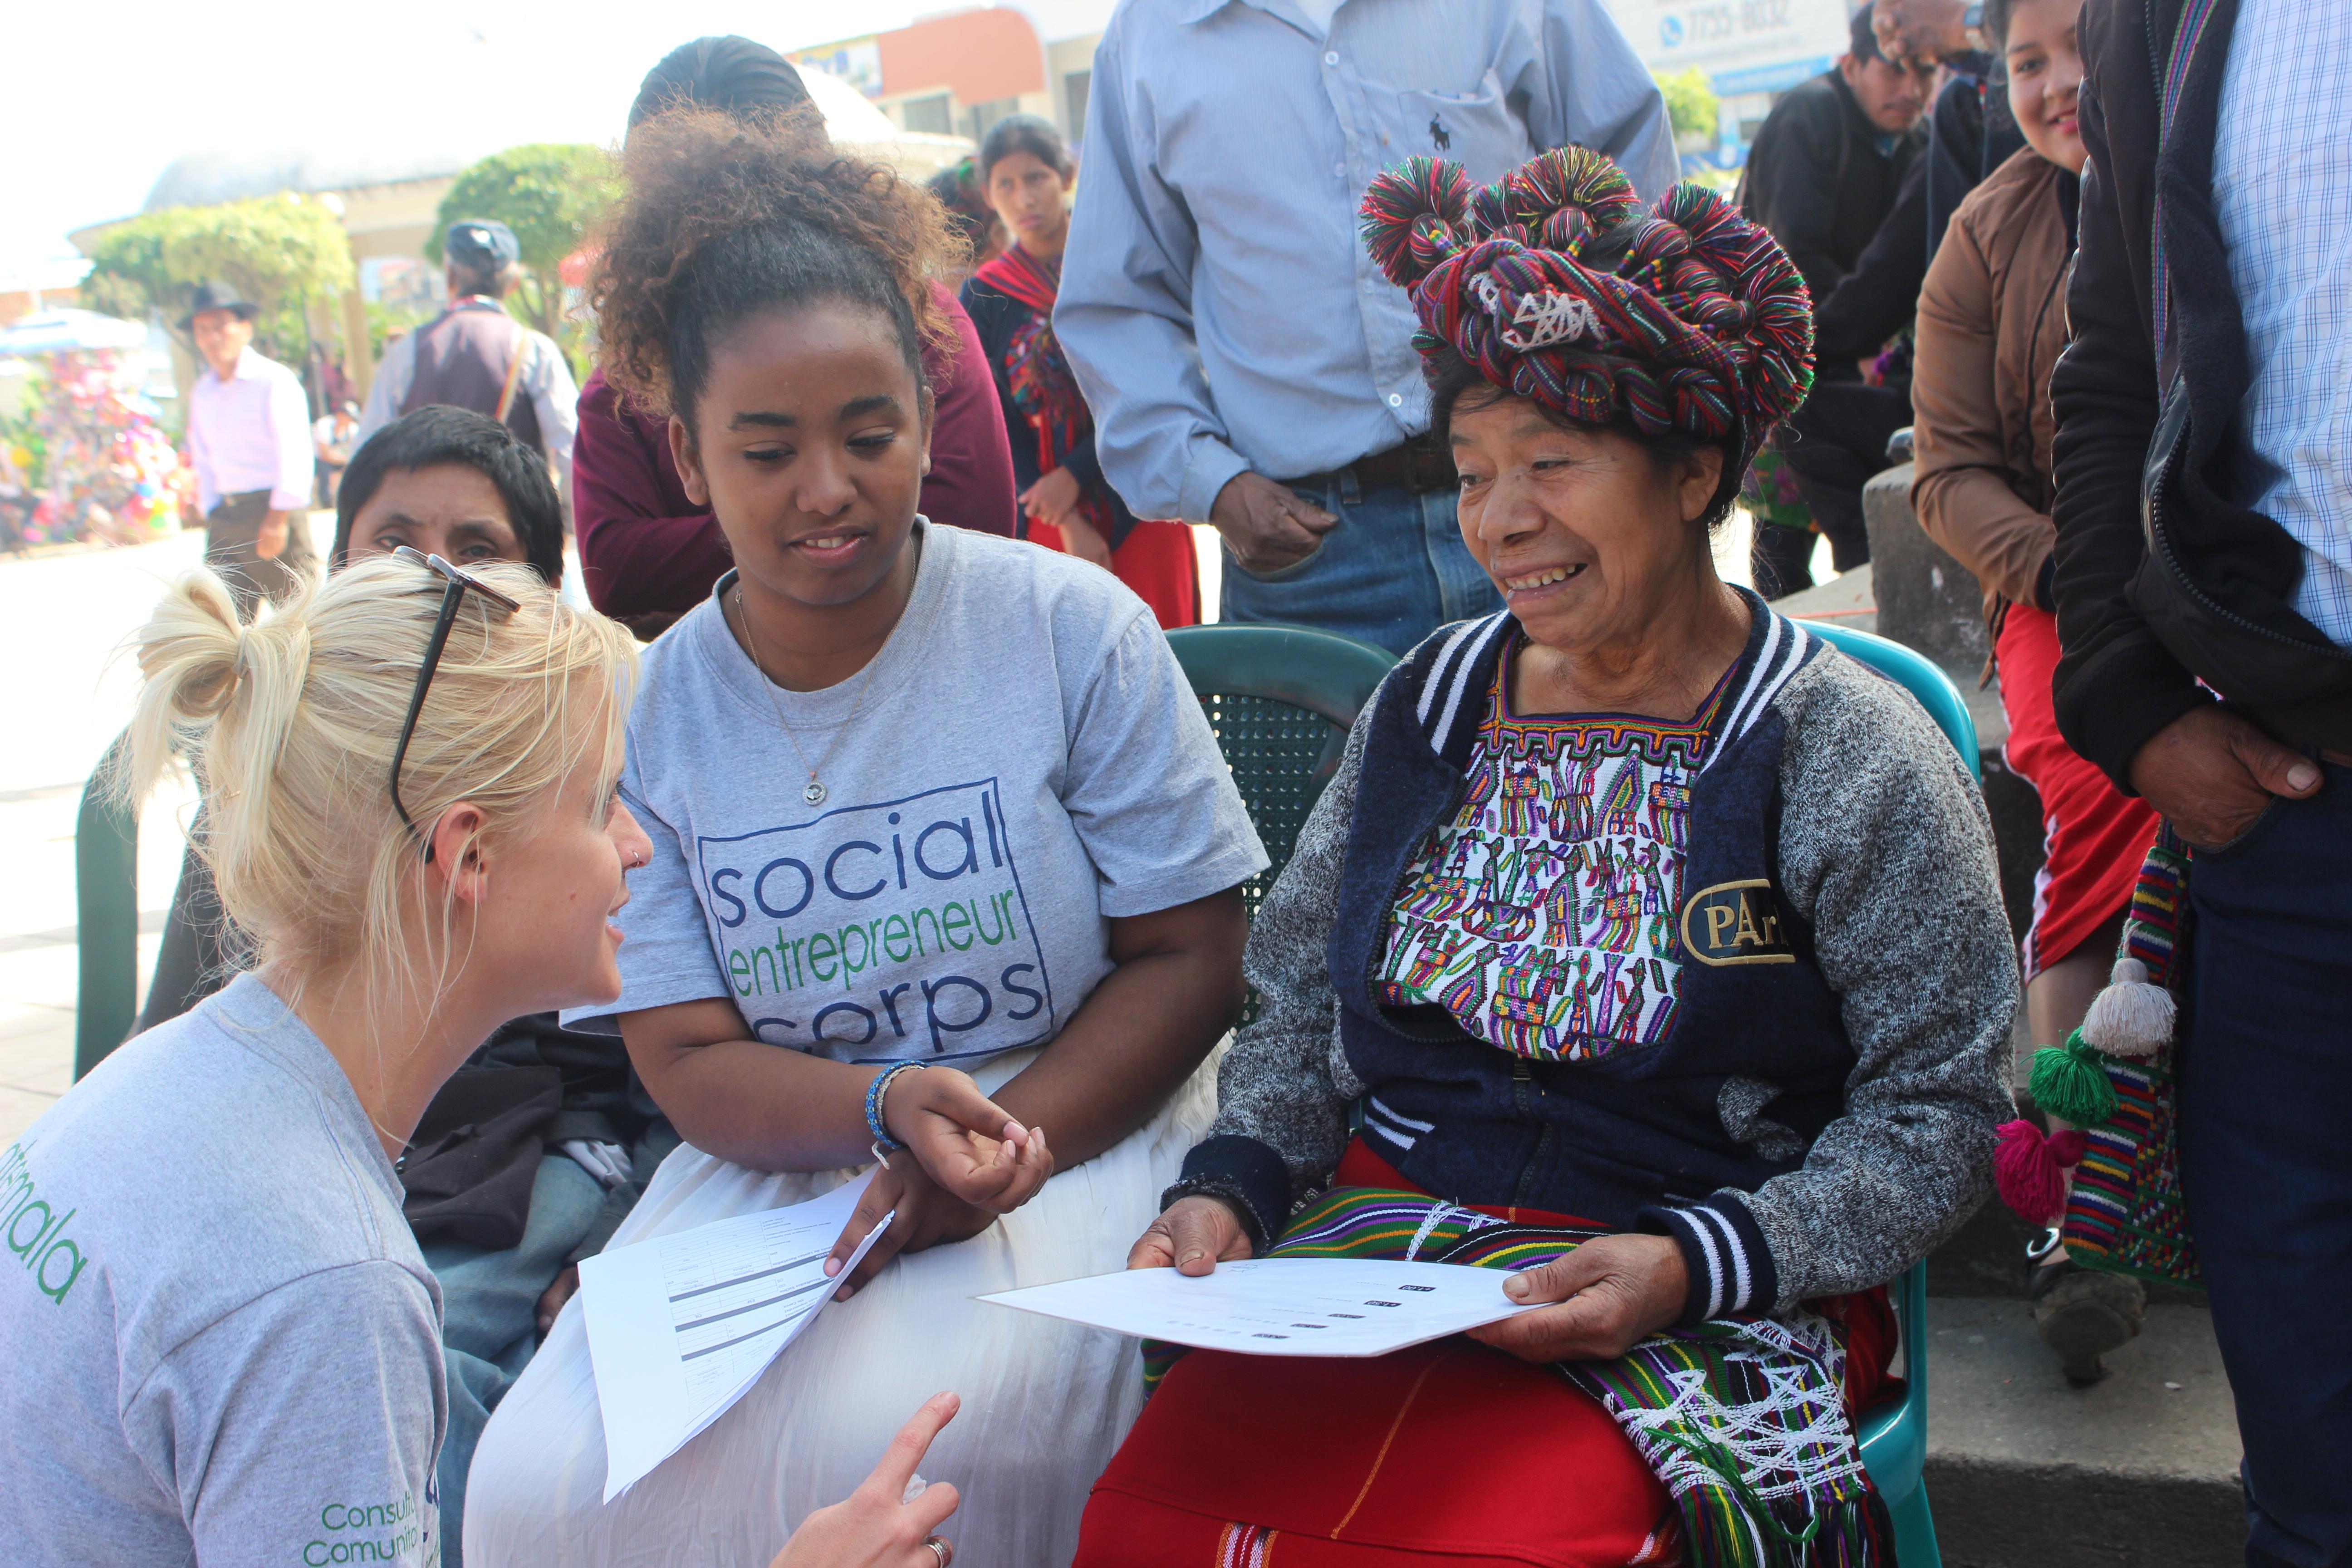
[1927,1298,2245,1565]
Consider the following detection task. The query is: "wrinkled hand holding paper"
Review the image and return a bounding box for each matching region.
[582,1174,891,1499]
[980,1257,1539,1358]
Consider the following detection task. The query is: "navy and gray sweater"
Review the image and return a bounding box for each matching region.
[1170,598,2017,1323]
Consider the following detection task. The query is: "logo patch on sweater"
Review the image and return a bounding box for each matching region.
[1679,879,1796,966]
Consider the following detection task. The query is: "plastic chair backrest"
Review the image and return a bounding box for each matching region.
[1165,624,1396,924]
[1806,617,1976,1566]
[1806,619,1981,782]
[74,735,139,1080]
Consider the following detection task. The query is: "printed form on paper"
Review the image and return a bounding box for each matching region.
[581,1173,891,1499]
[980,1257,1540,1358]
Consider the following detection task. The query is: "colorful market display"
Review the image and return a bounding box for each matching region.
[0,346,190,551]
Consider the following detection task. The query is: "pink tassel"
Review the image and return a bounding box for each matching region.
[1994,1119,2085,1225]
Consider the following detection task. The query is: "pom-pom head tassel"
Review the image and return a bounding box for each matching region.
[2080,956,2174,1059]
[1994,1119,2087,1225]
[2029,1031,2121,1128]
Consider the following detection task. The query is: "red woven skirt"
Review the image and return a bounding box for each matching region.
[1997,604,2161,977]
[1030,517,1201,630]
[1073,1144,1898,1568]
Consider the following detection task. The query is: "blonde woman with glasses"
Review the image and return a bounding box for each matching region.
[0,552,966,1568]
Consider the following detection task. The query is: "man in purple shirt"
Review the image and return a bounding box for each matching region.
[184,281,316,614]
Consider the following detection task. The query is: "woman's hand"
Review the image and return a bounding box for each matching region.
[535,1265,580,1335]
[769,1392,962,1568]
[1019,466,1083,529]
[887,1067,1054,1212]
[1054,512,1115,571]
[823,1070,1053,1297]
[1127,1195,1256,1276]
[825,1155,1003,1298]
[1465,1235,1689,1364]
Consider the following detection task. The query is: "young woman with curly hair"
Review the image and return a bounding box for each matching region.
[568,38,1018,638]
[461,111,1266,1568]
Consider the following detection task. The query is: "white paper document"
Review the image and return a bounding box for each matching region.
[581,1174,891,1500]
[980,1258,1537,1358]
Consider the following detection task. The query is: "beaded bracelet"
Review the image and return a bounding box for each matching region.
[865,1062,927,1156]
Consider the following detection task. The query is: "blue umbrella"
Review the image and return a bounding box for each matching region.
[0,309,151,357]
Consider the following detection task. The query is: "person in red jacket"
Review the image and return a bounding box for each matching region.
[574,36,1018,637]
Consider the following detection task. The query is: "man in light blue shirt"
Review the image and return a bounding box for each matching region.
[1058,0,1675,654]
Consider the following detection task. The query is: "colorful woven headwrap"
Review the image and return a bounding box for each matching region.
[1360,148,1815,465]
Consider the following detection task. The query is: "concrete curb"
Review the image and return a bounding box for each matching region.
[1923,1299,2242,1567]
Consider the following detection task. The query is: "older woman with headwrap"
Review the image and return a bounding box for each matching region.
[1074,149,2018,1568]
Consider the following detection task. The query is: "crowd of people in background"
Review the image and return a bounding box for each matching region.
[4,1,2347,1565]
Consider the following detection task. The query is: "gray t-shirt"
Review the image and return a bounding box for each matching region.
[571,521,1266,1064]
[0,974,444,1567]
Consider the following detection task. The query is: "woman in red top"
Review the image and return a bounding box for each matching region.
[959,115,1200,629]
[573,36,1017,637]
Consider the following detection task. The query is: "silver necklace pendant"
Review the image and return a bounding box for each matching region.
[803,779,828,806]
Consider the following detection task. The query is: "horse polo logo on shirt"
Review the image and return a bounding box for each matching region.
[698,779,1053,1064]
[1678,879,1798,966]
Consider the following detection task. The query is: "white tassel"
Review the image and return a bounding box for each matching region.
[2080,956,2174,1058]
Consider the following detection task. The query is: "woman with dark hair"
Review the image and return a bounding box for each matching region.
[961,114,1200,627]
[329,403,567,583]
[1908,0,2153,1381]
[926,158,1003,284]
[463,110,1263,1567]
[1076,149,2016,1566]
[571,36,1018,638]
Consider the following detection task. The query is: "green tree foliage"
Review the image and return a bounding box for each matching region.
[1656,69,1721,144]
[430,144,616,375]
[82,194,354,365]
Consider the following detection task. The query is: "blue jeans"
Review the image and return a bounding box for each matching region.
[2178,762,2352,1568]
[426,1153,607,1568]
[1219,476,1499,657]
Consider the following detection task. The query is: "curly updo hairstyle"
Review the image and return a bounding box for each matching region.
[590,108,960,431]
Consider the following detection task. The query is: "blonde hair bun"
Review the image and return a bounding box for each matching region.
[112,554,637,1009]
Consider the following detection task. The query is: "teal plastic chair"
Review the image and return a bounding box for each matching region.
[1165,623,1397,925]
[1809,618,1979,1568]
[1166,623,1396,1029]
[74,735,141,1081]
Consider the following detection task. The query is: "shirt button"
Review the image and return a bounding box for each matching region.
[1388,393,1404,407]
[1333,162,1346,177]
[1324,50,1340,65]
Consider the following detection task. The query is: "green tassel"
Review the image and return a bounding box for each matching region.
[2030,1030,2119,1128]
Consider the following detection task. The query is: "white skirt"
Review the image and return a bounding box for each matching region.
[462,1048,1219,1568]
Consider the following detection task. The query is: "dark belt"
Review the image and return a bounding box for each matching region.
[1284,433,1457,497]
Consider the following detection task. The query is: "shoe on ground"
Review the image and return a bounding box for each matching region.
[2030,1258,2147,1386]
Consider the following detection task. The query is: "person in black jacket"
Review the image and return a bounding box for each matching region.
[1741,6,1934,299]
[2051,1,2352,1560]
[1740,5,1935,595]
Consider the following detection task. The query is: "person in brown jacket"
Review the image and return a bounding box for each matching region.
[1909,0,2156,1384]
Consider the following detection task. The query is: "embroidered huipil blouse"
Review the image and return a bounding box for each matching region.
[1379,650,1737,1063]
